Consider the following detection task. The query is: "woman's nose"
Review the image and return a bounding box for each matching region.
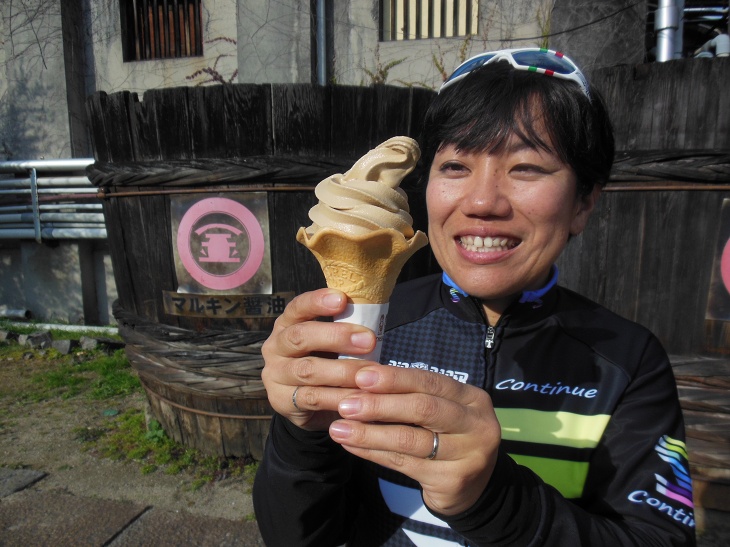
[460,170,512,218]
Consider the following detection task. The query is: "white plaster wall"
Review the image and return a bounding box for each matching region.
[0,1,71,159]
[236,0,312,84]
[0,246,25,310]
[89,0,240,93]
[0,241,115,325]
[21,242,84,324]
[332,0,548,90]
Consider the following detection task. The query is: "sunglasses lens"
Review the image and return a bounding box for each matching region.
[446,54,496,83]
[511,51,577,75]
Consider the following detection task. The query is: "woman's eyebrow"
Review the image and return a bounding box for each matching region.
[503,136,554,157]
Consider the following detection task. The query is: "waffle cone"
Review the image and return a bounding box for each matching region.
[297,227,429,303]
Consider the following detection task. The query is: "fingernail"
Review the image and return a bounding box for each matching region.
[323,292,343,309]
[356,370,378,387]
[350,331,374,349]
[329,421,352,439]
[339,398,362,415]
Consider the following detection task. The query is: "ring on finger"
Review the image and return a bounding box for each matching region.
[426,431,440,460]
[292,386,302,411]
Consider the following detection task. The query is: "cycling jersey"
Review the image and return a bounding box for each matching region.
[254,274,696,546]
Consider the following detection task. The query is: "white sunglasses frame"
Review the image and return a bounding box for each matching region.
[439,48,591,100]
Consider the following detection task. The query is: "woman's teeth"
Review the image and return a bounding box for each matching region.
[459,235,516,252]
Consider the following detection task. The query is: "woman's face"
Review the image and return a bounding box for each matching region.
[426,131,598,310]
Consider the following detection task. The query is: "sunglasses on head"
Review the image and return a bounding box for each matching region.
[439,48,591,100]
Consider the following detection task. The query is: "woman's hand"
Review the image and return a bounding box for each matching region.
[260,288,378,431]
[327,365,501,516]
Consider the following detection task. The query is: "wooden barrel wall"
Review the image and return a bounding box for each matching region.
[557,187,730,356]
[558,58,730,355]
[591,57,730,151]
[85,83,439,459]
[86,83,439,332]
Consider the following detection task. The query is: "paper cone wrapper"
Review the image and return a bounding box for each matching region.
[296,226,429,304]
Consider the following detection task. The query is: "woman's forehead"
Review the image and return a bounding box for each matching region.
[438,121,558,158]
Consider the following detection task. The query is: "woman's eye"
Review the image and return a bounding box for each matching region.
[512,163,548,175]
[440,161,467,173]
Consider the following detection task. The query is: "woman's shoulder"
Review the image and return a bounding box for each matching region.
[387,273,444,329]
[553,285,669,375]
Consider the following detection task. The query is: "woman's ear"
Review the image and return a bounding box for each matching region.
[570,185,601,236]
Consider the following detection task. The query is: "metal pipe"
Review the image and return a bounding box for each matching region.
[316,0,327,85]
[0,228,107,239]
[0,158,104,241]
[99,185,317,199]
[675,0,685,59]
[30,168,40,242]
[684,7,728,14]
[4,321,118,334]
[0,213,105,223]
[656,0,679,62]
[0,306,31,320]
[0,204,102,213]
[0,176,95,188]
[0,159,94,173]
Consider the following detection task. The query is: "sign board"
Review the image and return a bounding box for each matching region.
[171,193,272,294]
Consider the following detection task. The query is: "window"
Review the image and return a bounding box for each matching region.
[381,0,479,41]
[120,0,203,61]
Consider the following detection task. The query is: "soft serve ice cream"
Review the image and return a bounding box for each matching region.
[304,136,419,239]
[297,136,429,361]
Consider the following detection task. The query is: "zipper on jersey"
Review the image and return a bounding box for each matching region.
[485,326,496,349]
[470,296,502,390]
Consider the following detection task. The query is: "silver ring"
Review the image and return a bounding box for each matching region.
[292,386,302,411]
[426,431,439,460]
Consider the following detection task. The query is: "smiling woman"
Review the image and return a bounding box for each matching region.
[425,138,598,324]
[253,50,696,547]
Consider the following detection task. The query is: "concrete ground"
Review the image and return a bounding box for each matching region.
[2,467,728,545]
[0,468,264,546]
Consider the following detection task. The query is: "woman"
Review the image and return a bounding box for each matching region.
[253,49,695,546]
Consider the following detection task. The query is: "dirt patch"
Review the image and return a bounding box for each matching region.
[0,350,257,522]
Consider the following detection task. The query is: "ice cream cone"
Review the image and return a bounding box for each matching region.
[296,136,428,361]
[296,226,429,303]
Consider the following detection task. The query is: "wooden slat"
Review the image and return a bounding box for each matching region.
[271,84,330,156]
[636,192,682,345]
[186,85,219,158]
[592,58,730,151]
[683,409,730,444]
[559,189,729,354]
[685,60,719,151]
[129,89,162,161]
[146,87,194,159]
[372,85,412,145]
[222,83,272,157]
[268,189,324,295]
[687,436,730,470]
[84,91,136,163]
[678,385,730,414]
[329,85,375,159]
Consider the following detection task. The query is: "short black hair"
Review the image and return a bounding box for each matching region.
[420,61,615,196]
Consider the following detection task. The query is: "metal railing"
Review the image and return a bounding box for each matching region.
[0,158,106,241]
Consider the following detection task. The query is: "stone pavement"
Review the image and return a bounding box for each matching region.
[0,468,264,546]
[2,467,729,546]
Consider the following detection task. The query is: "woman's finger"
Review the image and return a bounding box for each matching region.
[330,421,447,461]
[354,365,478,404]
[271,289,347,331]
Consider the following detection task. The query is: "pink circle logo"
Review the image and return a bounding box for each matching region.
[177,197,265,290]
[722,238,730,295]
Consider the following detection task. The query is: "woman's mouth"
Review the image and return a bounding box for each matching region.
[459,235,519,253]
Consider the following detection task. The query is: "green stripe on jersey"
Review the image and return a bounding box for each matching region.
[510,454,589,499]
[496,408,610,448]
